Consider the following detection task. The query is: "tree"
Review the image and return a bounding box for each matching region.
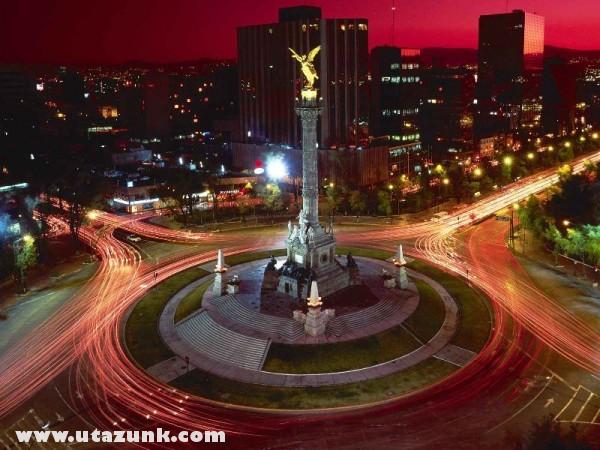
[525,416,592,450]
[259,184,285,218]
[348,190,367,215]
[14,236,37,293]
[325,185,345,217]
[237,195,252,223]
[376,190,392,216]
[151,169,205,226]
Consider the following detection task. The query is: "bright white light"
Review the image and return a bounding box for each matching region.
[266,157,288,181]
[178,157,184,165]
[254,167,265,175]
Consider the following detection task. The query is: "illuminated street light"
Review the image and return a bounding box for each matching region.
[442,178,450,185]
[563,220,570,227]
[527,152,535,160]
[564,141,572,148]
[266,156,288,181]
[473,167,482,177]
[329,182,335,188]
[503,156,513,166]
[388,183,394,190]
[548,145,554,152]
[579,136,586,142]
[592,132,599,140]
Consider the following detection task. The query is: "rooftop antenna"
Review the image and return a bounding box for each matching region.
[391,0,396,46]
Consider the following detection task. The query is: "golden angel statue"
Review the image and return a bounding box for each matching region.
[289,46,321,90]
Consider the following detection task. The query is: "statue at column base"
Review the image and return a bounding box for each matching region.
[382,269,396,289]
[226,275,240,294]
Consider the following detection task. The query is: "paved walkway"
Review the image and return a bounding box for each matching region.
[151,257,464,387]
[433,344,476,367]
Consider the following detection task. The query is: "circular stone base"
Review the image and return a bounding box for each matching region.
[123,249,494,410]
[157,256,463,389]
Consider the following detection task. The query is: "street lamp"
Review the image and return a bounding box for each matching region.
[503,156,513,166]
[473,167,482,177]
[442,178,450,185]
[527,152,535,160]
[592,132,599,140]
[564,141,572,148]
[509,203,519,248]
[266,156,288,181]
[563,219,571,227]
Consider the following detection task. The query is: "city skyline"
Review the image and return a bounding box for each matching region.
[1,0,600,64]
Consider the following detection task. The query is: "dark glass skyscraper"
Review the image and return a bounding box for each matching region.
[237,6,369,148]
[476,10,544,139]
[370,46,422,175]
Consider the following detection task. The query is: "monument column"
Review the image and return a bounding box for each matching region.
[296,96,322,227]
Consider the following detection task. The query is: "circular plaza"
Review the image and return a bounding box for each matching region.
[124,247,493,410]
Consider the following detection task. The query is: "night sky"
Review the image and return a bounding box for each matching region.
[1,0,599,64]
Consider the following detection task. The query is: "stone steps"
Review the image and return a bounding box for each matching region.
[211,295,305,341]
[327,298,401,337]
[176,311,270,371]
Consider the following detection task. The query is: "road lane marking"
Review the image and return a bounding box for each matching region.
[487,375,553,433]
[555,385,580,421]
[573,392,595,422]
[592,407,600,424]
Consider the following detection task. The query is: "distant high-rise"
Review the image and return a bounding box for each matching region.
[237,6,369,149]
[370,46,423,175]
[542,57,586,135]
[420,66,475,161]
[475,10,544,139]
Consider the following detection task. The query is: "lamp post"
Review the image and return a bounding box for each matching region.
[510,203,519,249]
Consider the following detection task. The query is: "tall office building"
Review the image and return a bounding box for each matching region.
[370,46,422,175]
[542,57,586,135]
[475,10,544,139]
[237,6,369,149]
[420,67,475,160]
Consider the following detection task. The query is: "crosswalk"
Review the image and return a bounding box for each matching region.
[554,384,600,426]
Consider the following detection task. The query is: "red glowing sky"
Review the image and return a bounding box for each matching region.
[1,0,599,64]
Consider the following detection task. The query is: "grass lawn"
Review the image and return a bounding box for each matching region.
[174,278,213,323]
[125,266,210,368]
[226,248,286,266]
[407,260,492,352]
[403,279,446,343]
[170,357,456,409]
[263,325,420,373]
[336,246,394,260]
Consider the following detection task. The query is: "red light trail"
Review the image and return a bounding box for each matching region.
[2,150,600,446]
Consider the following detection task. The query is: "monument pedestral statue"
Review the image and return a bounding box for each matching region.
[272,46,355,300]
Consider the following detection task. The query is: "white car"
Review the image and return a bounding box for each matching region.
[127,234,142,243]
